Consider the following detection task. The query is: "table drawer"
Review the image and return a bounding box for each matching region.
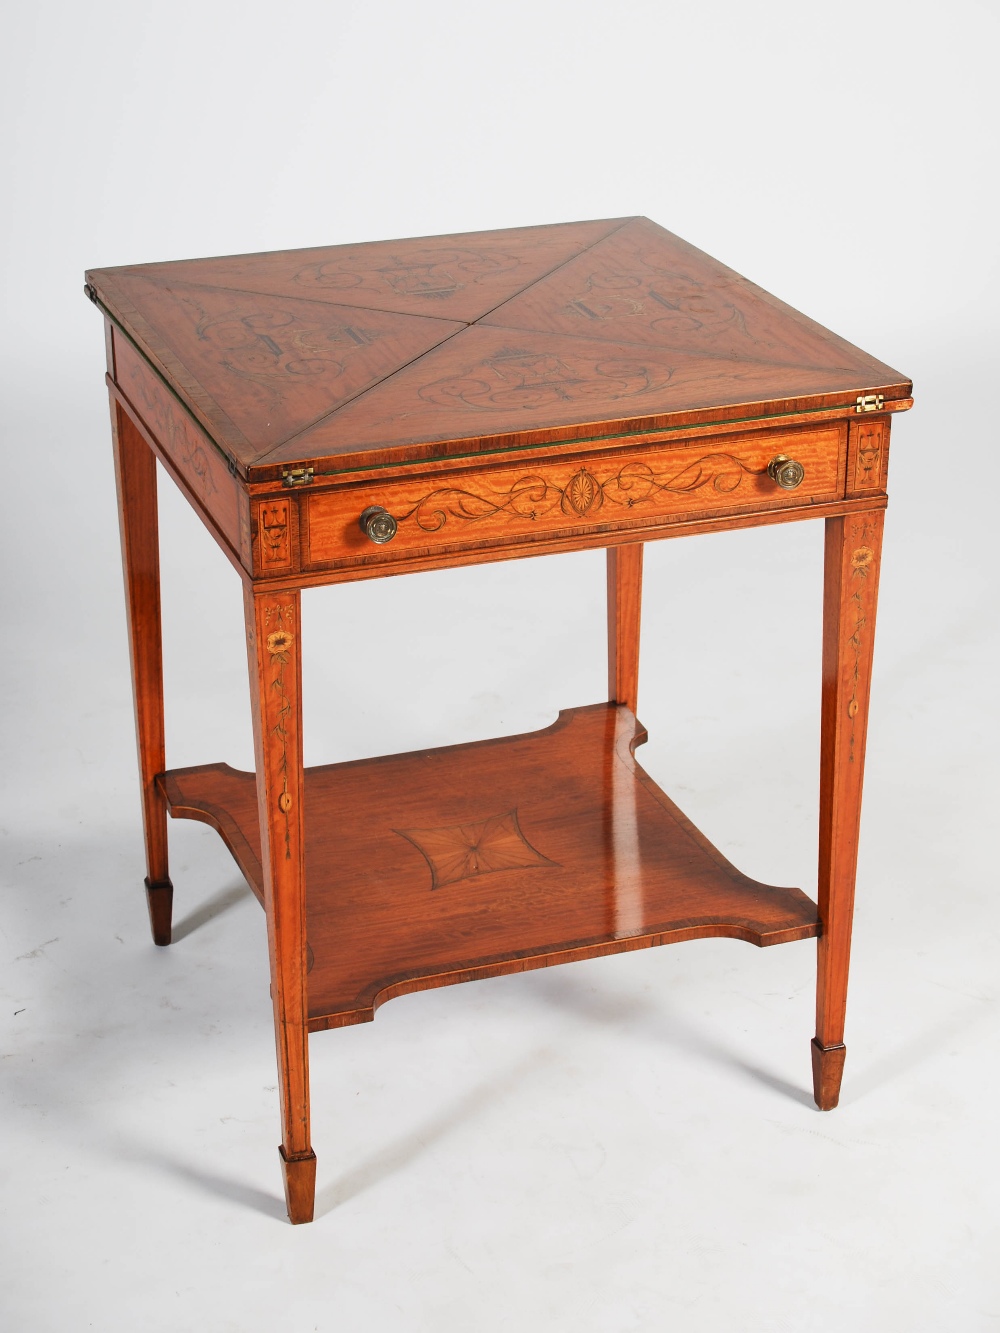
[303,421,846,569]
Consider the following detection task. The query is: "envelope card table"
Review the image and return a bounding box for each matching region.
[85,217,912,1223]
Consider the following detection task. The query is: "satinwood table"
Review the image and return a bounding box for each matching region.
[86,217,912,1223]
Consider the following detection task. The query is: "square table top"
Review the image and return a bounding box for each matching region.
[86,217,911,479]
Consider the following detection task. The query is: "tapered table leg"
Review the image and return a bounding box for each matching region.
[244,587,315,1223]
[814,510,885,1109]
[111,400,173,944]
[607,544,644,714]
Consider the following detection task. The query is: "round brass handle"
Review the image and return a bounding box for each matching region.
[767,455,805,490]
[359,505,398,544]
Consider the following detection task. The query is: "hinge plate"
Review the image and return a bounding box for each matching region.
[282,467,314,488]
[856,393,884,413]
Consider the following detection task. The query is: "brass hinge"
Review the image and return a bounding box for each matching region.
[282,467,314,488]
[855,393,884,413]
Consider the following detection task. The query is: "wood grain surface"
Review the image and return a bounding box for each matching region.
[244,589,313,1220]
[813,509,885,1109]
[111,398,173,944]
[275,325,884,473]
[607,544,643,715]
[111,275,464,451]
[113,333,244,558]
[159,704,820,1031]
[480,217,897,374]
[302,420,846,572]
[102,219,628,321]
[86,217,911,479]
[847,416,889,495]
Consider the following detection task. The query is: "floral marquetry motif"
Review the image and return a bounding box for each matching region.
[842,517,883,763]
[266,628,294,655]
[258,601,298,848]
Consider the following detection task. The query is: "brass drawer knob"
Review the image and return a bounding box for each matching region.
[767,455,805,490]
[359,505,398,544]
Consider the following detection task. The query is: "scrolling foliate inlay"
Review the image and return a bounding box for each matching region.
[417,346,674,412]
[397,454,767,533]
[294,246,521,303]
[844,518,880,764]
[195,304,385,391]
[561,258,762,348]
[262,602,297,855]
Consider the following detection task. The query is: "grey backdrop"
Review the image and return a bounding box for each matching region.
[2,2,998,1329]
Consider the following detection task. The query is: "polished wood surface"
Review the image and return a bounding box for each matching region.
[811,1038,848,1112]
[813,510,885,1109]
[89,216,911,1222]
[114,335,245,552]
[263,492,889,595]
[108,350,249,577]
[111,399,172,944]
[159,705,820,1030]
[607,545,643,714]
[107,219,627,320]
[480,218,894,371]
[300,419,846,577]
[272,325,901,473]
[109,274,465,453]
[244,588,313,1221]
[87,217,910,479]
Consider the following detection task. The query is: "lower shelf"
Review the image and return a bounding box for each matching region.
[159,703,819,1030]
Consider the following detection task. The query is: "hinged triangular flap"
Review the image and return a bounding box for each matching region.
[480,217,904,383]
[105,219,633,324]
[262,324,906,472]
[95,272,468,456]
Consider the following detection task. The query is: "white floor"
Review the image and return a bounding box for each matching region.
[2,356,998,1330]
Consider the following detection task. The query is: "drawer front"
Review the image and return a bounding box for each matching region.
[303,422,846,570]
